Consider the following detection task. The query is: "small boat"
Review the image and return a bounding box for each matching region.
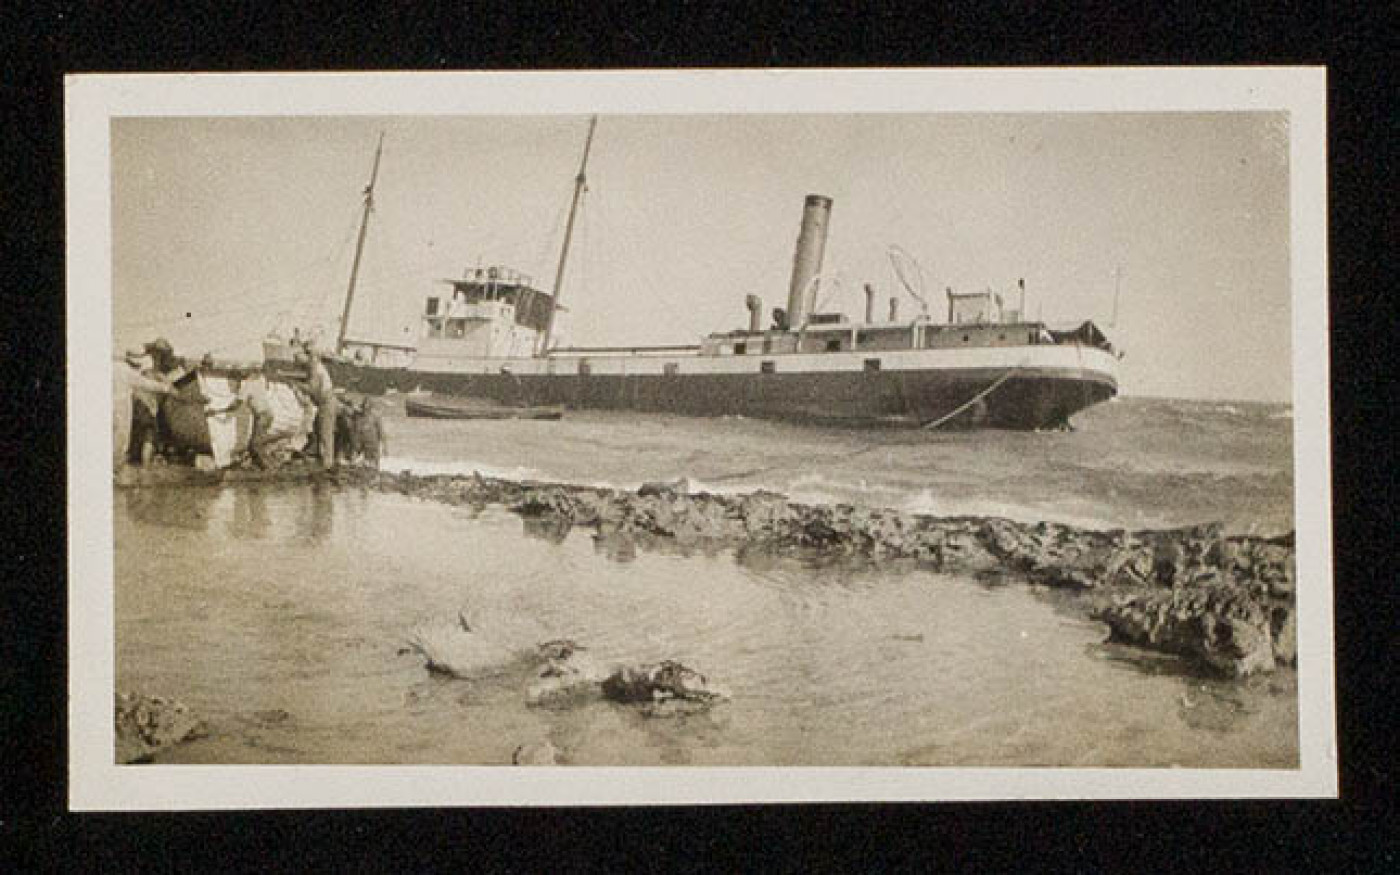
[404,394,564,421]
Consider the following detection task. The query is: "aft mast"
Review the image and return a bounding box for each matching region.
[537,116,598,356]
[335,132,386,356]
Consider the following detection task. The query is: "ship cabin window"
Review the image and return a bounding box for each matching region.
[425,297,440,316]
[663,362,679,376]
[864,358,882,372]
[998,333,1006,341]
[426,317,444,338]
[962,334,970,343]
[734,342,747,355]
[826,338,842,352]
[1029,331,1037,344]
[447,318,467,339]
[760,360,776,374]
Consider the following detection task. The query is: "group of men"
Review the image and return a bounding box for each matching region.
[122,337,385,471]
[287,341,387,469]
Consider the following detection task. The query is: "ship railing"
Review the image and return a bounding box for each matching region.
[548,344,702,358]
[444,268,536,292]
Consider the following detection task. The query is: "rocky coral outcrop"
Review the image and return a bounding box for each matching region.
[525,642,730,716]
[115,692,207,763]
[341,468,1300,677]
[1094,583,1278,677]
[599,660,729,716]
[402,619,730,717]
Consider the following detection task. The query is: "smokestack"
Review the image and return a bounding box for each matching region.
[888,297,900,322]
[863,283,877,323]
[785,194,833,329]
[745,294,763,333]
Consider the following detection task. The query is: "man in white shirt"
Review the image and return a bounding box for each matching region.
[218,365,278,468]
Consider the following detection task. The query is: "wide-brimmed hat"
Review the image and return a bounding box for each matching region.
[145,337,174,355]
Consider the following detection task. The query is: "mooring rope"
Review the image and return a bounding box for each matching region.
[920,361,1025,431]
[677,359,1030,484]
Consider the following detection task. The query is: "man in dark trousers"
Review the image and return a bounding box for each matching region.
[122,346,173,466]
[355,397,387,469]
[305,343,338,469]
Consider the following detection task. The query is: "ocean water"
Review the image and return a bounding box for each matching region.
[114,396,1298,766]
[382,395,1295,535]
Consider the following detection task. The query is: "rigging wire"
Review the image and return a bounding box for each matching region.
[888,245,931,315]
[810,270,847,315]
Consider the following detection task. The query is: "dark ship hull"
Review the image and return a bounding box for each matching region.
[414,368,1112,429]
[326,348,1117,430]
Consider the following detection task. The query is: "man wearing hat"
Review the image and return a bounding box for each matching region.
[144,336,179,377]
[122,346,174,466]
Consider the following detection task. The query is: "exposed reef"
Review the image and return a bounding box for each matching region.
[128,464,1297,678]
[599,660,730,717]
[344,467,1296,678]
[403,630,731,719]
[115,692,207,763]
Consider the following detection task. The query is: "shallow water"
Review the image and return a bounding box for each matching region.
[115,483,1298,767]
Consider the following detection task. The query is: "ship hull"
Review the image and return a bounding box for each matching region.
[326,348,1117,430]
[409,368,1114,429]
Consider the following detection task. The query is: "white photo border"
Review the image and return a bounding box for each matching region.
[67,68,1335,809]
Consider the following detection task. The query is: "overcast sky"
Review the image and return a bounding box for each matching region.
[112,112,1291,402]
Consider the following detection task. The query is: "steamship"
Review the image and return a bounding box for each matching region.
[278,121,1120,430]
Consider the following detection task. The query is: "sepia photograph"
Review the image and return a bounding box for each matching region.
[67,69,1334,807]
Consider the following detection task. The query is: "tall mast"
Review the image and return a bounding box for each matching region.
[538,115,598,356]
[335,132,385,355]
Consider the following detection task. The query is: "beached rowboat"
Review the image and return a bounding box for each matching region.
[404,394,564,421]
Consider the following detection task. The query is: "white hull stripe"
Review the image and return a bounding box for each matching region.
[411,344,1118,380]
